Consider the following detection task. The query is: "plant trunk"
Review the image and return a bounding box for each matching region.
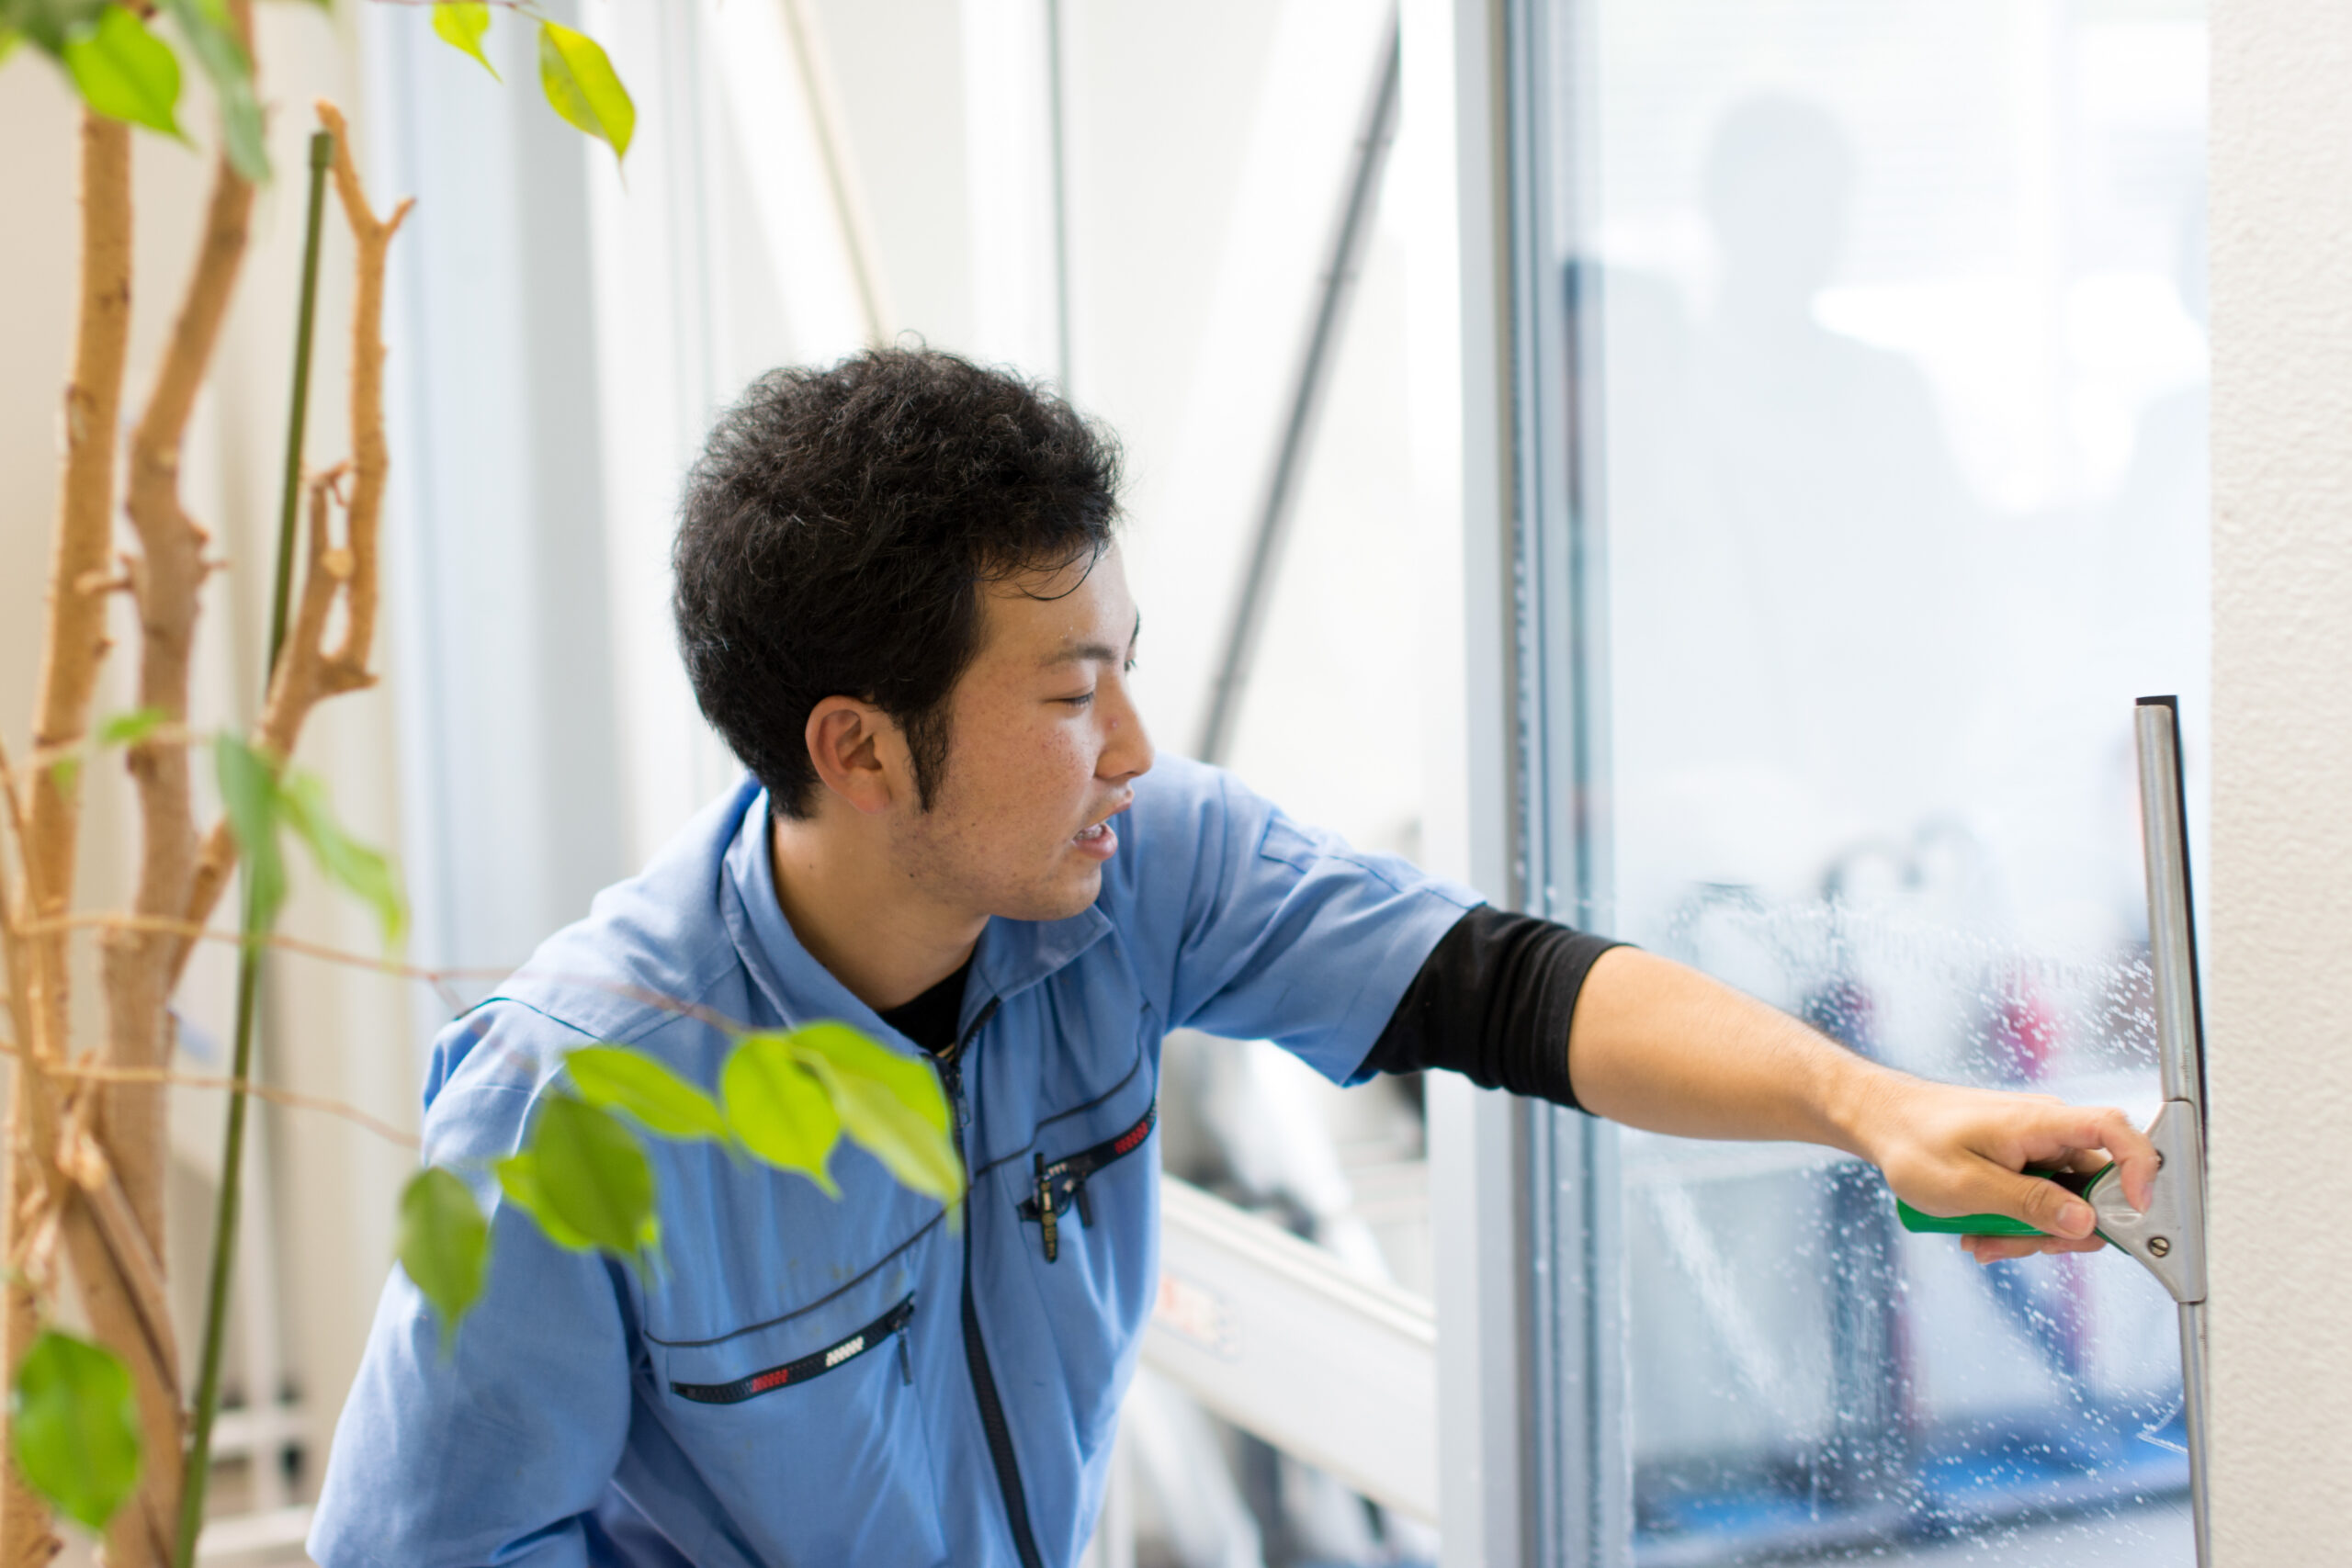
[92,101,257,1565]
[0,104,133,1568]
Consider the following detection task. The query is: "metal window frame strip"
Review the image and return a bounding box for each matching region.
[1433,0,1630,1564]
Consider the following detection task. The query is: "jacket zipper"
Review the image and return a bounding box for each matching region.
[936,998,1046,1568]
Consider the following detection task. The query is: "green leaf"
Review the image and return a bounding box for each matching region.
[61,5,184,141]
[97,706,167,746]
[1,28,24,67]
[565,1046,727,1143]
[153,0,266,182]
[214,731,286,930]
[431,0,496,81]
[277,770,406,949]
[10,1329,141,1532]
[537,19,632,164]
[790,1022,963,1204]
[528,1097,659,1259]
[396,1167,490,1350]
[722,1032,842,1197]
[6,0,107,57]
[47,755,79,795]
[492,1152,593,1252]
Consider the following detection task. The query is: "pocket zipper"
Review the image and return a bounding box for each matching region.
[668,1294,917,1405]
[1018,1099,1158,1262]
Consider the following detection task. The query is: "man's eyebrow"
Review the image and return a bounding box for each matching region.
[1039,613,1142,668]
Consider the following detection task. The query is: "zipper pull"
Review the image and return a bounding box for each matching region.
[938,994,997,1131]
[1073,1175,1094,1229]
[897,1325,913,1385]
[1034,1152,1058,1263]
[937,1056,969,1130]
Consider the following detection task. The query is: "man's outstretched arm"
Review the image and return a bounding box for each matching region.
[1566,946,2159,1261]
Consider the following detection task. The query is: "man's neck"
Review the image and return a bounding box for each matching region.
[768,807,983,1013]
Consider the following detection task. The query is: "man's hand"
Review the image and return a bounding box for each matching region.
[1850,1077,2158,1264]
[1568,949,2160,1263]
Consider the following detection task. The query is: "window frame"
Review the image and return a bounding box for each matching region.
[1433,0,1630,1562]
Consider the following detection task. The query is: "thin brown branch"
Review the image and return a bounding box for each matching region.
[283,465,356,706]
[173,102,412,992]
[82,6,258,1555]
[0,736,31,1051]
[23,111,131,929]
[0,1045,420,1152]
[56,1198,178,1563]
[55,1129,174,1390]
[0,1271,50,1568]
[101,1066,414,1150]
[4,723,208,782]
[322,102,406,679]
[38,910,506,987]
[106,62,261,1243]
[0,734,30,1064]
[0,1070,175,1568]
[57,911,759,1040]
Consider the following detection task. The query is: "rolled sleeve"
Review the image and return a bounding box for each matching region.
[1123,760,1480,1084]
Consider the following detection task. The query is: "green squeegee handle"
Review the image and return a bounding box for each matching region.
[1894,1162,2115,1237]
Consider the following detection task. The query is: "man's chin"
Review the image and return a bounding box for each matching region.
[993,865,1104,925]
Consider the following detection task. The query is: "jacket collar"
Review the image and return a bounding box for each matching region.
[720,787,1111,1042]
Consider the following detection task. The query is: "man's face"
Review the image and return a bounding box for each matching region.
[889,543,1153,923]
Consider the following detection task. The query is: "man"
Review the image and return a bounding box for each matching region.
[311,349,2151,1568]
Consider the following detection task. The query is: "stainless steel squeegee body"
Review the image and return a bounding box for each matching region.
[2133,696,2212,1568]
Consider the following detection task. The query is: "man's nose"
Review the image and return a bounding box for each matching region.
[1101,688,1154,783]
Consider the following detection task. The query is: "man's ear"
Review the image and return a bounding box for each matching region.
[804,697,907,816]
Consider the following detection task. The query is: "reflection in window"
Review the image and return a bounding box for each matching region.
[1564,2,2207,1561]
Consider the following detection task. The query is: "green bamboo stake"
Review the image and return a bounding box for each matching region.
[263,134,337,673]
[175,128,334,1568]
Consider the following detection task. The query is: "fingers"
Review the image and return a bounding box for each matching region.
[1961,1232,2104,1264]
[2008,1102,2157,1213]
[1988,1167,2098,1239]
[1892,1089,2155,1266]
[2075,1105,2158,1212]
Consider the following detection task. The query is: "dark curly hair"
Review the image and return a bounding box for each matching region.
[673,348,1123,818]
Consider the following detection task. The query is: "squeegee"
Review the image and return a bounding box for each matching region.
[1895,696,2212,1564]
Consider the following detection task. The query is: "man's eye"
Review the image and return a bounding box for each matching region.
[1057,692,1095,707]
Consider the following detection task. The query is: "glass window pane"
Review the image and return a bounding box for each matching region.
[1548,1,2208,1561]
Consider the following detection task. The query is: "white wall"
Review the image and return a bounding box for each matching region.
[2207,1,2352,1558]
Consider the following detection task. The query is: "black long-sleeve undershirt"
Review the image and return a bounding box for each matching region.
[879,905,1623,1112]
[1356,906,1624,1111]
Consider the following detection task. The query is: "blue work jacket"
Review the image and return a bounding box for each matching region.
[310,755,1476,1567]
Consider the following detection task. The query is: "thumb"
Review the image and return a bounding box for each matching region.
[1986,1168,2098,1240]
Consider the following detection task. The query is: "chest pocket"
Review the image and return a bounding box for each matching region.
[650,1279,946,1568]
[1001,1072,1162,1461]
[669,1295,916,1404]
[1016,1100,1158,1262]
